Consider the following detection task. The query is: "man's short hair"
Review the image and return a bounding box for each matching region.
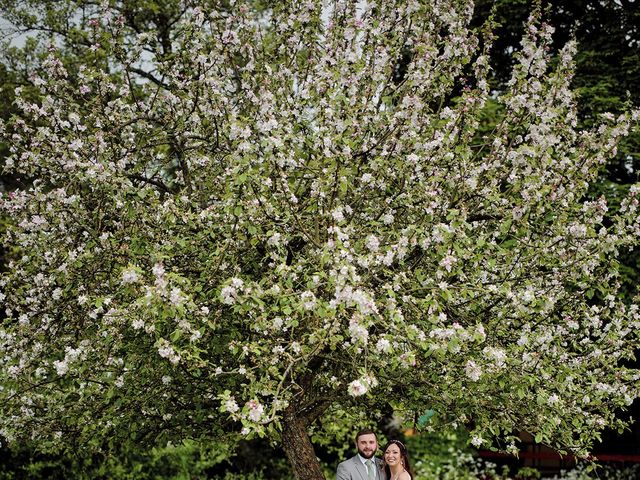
[355,428,377,443]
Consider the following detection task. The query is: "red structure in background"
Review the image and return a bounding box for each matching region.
[479,449,640,465]
[478,416,640,477]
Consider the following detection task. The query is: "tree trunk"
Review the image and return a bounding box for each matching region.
[281,408,326,480]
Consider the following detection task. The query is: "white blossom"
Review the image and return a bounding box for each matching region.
[375,338,392,354]
[246,400,264,422]
[121,267,139,284]
[465,360,482,381]
[347,379,367,397]
[225,398,240,413]
[365,234,380,252]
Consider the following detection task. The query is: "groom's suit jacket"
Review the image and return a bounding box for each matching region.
[336,455,386,480]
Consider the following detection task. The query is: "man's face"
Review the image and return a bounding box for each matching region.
[356,433,378,459]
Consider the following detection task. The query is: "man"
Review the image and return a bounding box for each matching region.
[336,429,387,480]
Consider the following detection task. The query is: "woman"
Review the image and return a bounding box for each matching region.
[382,439,413,480]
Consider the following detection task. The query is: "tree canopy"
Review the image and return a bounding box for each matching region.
[472,0,640,183]
[1,1,639,479]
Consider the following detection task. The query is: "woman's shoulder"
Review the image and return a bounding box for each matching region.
[399,472,412,480]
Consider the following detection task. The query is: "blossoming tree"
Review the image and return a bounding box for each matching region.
[1,1,639,479]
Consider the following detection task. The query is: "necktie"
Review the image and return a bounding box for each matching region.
[366,459,375,480]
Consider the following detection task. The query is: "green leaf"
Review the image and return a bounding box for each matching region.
[500,219,512,235]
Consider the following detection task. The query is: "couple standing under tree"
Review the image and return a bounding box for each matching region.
[336,429,413,480]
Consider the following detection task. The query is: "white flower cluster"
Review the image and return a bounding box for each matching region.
[157,339,180,365]
[347,374,378,397]
[300,290,317,310]
[52,343,89,376]
[221,277,244,305]
[348,317,369,345]
[482,347,507,369]
[120,266,139,284]
[333,285,378,315]
[245,399,264,422]
[464,360,482,382]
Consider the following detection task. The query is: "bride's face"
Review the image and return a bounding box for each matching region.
[384,444,402,467]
